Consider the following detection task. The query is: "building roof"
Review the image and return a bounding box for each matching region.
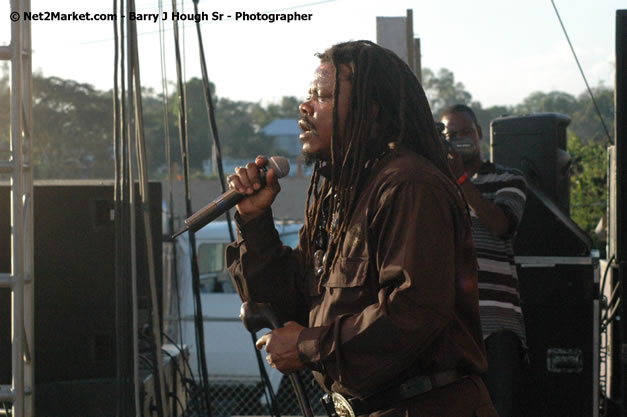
[263,118,300,136]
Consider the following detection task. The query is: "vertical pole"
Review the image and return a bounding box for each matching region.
[21,0,34,415]
[615,10,627,416]
[405,9,414,74]
[10,0,25,416]
[414,38,422,83]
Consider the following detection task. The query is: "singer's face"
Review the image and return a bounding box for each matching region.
[298,63,352,163]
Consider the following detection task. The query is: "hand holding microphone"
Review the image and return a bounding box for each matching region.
[172,155,289,238]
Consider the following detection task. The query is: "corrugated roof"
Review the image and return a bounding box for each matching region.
[263,118,300,136]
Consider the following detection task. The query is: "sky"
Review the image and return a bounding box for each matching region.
[1,0,624,108]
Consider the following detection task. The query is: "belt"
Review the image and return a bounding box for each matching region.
[321,369,468,417]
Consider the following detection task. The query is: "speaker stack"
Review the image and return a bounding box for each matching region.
[491,114,598,417]
[0,181,162,415]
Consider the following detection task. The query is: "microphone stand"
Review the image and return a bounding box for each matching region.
[239,301,315,417]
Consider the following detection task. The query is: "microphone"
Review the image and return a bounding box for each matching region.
[172,156,290,238]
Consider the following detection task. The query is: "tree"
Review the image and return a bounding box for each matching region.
[162,77,284,174]
[32,74,113,179]
[422,68,473,116]
[568,132,608,250]
[251,96,302,129]
[214,98,269,159]
[571,87,614,143]
[514,91,579,116]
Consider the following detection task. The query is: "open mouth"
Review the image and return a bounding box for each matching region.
[298,119,317,137]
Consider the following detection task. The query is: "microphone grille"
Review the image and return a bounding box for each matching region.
[268,156,290,179]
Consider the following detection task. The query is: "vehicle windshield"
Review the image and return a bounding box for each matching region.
[196,223,301,293]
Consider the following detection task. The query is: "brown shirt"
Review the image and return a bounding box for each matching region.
[227,147,487,400]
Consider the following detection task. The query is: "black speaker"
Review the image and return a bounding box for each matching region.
[0,182,162,386]
[491,113,572,215]
[517,259,598,417]
[514,184,591,256]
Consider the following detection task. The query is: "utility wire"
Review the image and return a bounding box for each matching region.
[550,0,613,144]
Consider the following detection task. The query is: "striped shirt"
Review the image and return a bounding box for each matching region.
[471,161,527,346]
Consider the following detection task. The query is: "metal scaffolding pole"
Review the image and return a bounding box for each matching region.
[0,0,34,416]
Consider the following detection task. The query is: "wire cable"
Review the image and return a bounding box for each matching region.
[157,0,186,353]
[550,0,613,144]
[128,0,169,415]
[601,279,621,324]
[171,0,213,414]
[113,0,136,414]
[112,1,125,415]
[191,0,235,242]
[600,255,616,305]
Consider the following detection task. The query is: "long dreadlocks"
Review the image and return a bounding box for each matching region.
[304,40,456,280]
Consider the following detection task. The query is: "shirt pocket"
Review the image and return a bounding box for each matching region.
[325,256,369,288]
[319,256,375,310]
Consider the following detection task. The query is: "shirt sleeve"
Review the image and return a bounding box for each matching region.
[493,171,527,237]
[226,210,310,326]
[296,179,465,394]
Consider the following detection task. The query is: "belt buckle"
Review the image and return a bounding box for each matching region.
[321,392,356,417]
[330,392,356,417]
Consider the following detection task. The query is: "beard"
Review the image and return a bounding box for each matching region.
[302,150,325,166]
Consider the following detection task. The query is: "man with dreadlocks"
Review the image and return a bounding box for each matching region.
[226,40,497,417]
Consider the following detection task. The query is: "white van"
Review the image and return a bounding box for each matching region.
[165,221,302,391]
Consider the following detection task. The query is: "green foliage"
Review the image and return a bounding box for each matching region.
[32,75,114,178]
[571,87,614,143]
[251,96,302,129]
[507,87,614,144]
[0,73,292,179]
[422,68,472,116]
[164,77,284,172]
[514,90,580,116]
[568,132,608,250]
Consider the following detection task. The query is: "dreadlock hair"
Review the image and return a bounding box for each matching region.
[304,40,456,280]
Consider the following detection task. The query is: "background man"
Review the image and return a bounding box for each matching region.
[440,104,527,417]
[227,42,497,417]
